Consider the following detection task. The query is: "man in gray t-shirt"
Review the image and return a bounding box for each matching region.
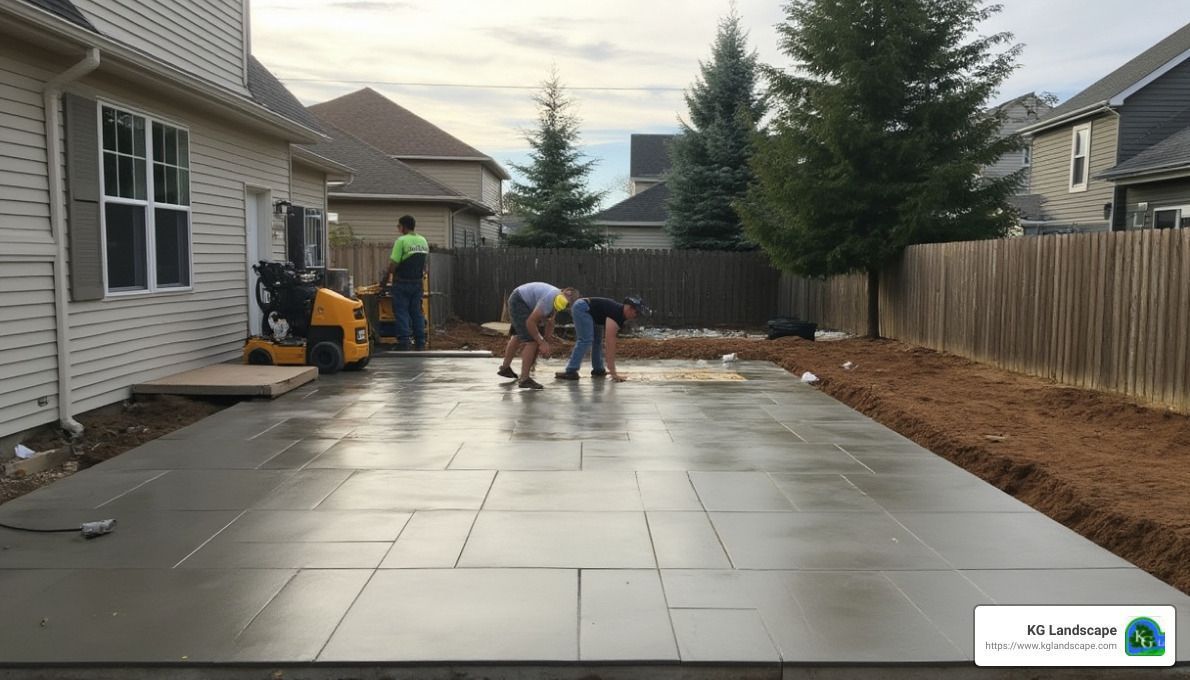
[498,282,578,389]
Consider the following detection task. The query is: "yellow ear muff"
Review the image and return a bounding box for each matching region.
[553,294,569,312]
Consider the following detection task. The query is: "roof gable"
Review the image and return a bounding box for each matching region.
[309,88,507,179]
[1035,22,1190,129]
[594,182,670,224]
[630,134,675,178]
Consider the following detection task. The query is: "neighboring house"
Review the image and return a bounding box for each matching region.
[306,120,492,248]
[0,0,337,441]
[309,88,508,247]
[1020,22,1190,234]
[628,133,674,195]
[593,133,676,249]
[983,93,1052,220]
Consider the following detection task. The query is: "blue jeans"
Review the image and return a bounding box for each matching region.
[565,299,605,372]
[391,281,425,347]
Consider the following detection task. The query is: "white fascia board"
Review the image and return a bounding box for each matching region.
[595,221,667,227]
[1017,103,1111,136]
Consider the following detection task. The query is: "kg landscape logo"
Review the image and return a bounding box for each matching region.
[1125,617,1166,657]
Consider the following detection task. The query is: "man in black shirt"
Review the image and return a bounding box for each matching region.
[555,296,649,382]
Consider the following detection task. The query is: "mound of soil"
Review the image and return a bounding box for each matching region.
[435,322,1190,594]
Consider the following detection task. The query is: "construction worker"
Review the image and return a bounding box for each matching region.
[555,296,649,383]
[379,215,429,350]
[497,282,579,389]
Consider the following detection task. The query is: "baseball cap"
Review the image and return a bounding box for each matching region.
[623,295,651,315]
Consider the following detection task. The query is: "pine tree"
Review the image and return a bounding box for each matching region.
[666,9,766,251]
[741,0,1022,336]
[505,72,606,249]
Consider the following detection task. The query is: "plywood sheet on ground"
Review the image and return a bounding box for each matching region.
[132,364,317,398]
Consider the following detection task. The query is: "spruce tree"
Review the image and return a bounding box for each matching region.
[741,0,1022,336]
[666,9,766,251]
[506,72,606,249]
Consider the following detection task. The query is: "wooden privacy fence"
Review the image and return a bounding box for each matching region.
[329,243,453,328]
[451,247,781,327]
[778,229,1190,412]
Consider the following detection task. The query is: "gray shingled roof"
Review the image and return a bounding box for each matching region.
[1100,119,1190,180]
[630,134,675,178]
[22,0,95,31]
[309,88,509,179]
[308,120,489,212]
[246,56,324,134]
[1033,22,1190,130]
[594,182,670,224]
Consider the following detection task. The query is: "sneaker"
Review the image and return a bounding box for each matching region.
[590,369,608,378]
[554,370,580,380]
[497,366,518,379]
[518,378,544,390]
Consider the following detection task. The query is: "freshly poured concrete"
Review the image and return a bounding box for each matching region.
[1,358,1187,678]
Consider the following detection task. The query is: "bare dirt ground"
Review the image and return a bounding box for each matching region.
[3,323,1187,596]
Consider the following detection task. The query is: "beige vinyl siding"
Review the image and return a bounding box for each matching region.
[0,46,55,255]
[0,260,58,438]
[601,225,673,250]
[71,0,248,94]
[452,211,480,248]
[291,163,327,212]
[330,200,450,247]
[480,167,501,211]
[62,72,292,414]
[402,159,482,201]
[480,217,500,246]
[1031,113,1118,225]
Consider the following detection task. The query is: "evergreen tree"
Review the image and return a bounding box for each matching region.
[741,0,1022,336]
[666,9,766,251]
[506,72,606,249]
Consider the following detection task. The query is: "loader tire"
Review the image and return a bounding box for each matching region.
[311,341,345,374]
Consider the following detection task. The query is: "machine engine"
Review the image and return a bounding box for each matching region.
[253,260,319,339]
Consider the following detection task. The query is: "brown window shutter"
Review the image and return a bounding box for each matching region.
[63,92,104,301]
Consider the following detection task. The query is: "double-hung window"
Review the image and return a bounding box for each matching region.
[1069,124,1090,192]
[100,104,192,293]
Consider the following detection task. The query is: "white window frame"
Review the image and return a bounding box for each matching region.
[1022,142,1031,167]
[1152,205,1190,230]
[97,101,194,296]
[303,207,325,268]
[1069,124,1091,192]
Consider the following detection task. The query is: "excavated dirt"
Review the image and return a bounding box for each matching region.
[435,322,1190,595]
[3,325,1187,595]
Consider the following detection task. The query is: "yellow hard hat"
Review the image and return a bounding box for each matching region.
[553,293,569,312]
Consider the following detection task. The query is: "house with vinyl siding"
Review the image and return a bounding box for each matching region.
[1020,22,1190,234]
[309,88,508,247]
[593,133,676,250]
[0,0,340,443]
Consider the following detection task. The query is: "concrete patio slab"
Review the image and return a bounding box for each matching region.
[1,357,1187,679]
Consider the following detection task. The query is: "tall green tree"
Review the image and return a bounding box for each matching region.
[741,0,1022,336]
[666,9,767,250]
[506,72,606,249]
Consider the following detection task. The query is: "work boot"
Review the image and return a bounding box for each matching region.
[518,378,544,390]
[590,369,608,378]
[395,343,413,352]
[497,366,518,379]
[555,370,580,380]
[415,344,426,351]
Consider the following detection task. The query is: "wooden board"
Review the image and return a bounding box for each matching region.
[132,364,317,398]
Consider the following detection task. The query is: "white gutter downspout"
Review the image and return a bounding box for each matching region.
[45,47,101,437]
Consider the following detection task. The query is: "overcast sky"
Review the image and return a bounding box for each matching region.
[252,0,1190,207]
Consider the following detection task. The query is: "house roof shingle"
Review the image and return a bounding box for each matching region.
[594,182,670,224]
[630,134,675,178]
[1100,115,1190,180]
[246,56,324,134]
[22,0,95,31]
[1031,22,1190,131]
[307,120,490,214]
[309,88,509,179]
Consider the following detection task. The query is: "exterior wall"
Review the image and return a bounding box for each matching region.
[452,210,481,248]
[631,179,661,196]
[600,224,673,250]
[330,199,450,247]
[984,97,1047,183]
[480,167,501,212]
[0,46,56,256]
[403,159,482,201]
[70,0,249,94]
[290,163,326,212]
[1117,60,1190,164]
[1125,177,1190,229]
[63,71,292,416]
[1031,112,1118,226]
[480,217,500,246]
[0,261,58,437]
